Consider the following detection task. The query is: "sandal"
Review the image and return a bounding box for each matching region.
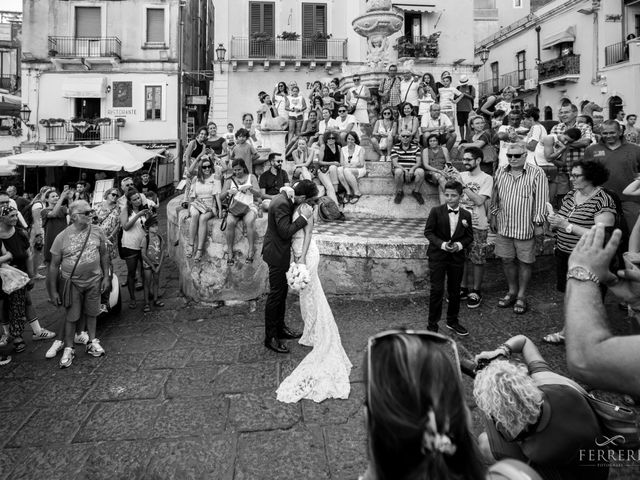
[513,298,528,315]
[349,194,362,204]
[185,244,194,258]
[143,304,151,313]
[153,300,165,307]
[129,301,137,310]
[194,249,203,262]
[497,293,517,308]
[542,332,565,345]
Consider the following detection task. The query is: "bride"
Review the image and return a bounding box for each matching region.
[276,184,352,403]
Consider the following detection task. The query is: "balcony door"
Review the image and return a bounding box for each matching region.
[75,7,101,57]
[73,98,101,141]
[249,2,274,58]
[302,3,327,59]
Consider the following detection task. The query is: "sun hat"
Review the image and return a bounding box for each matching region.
[459,75,469,84]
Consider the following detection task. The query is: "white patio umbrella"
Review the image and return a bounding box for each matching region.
[0,156,17,176]
[93,140,163,165]
[6,145,143,172]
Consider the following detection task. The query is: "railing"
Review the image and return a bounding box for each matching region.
[538,54,580,82]
[48,36,122,58]
[396,35,439,60]
[230,37,347,61]
[44,122,121,144]
[605,41,629,66]
[478,79,493,98]
[0,76,17,90]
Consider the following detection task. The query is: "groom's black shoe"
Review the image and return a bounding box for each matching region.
[278,326,302,340]
[264,337,289,354]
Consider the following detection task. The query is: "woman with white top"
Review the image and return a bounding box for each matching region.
[318,107,339,146]
[371,106,396,161]
[522,107,546,166]
[347,75,371,125]
[272,81,289,119]
[187,157,221,262]
[120,188,154,309]
[286,85,307,140]
[338,131,366,204]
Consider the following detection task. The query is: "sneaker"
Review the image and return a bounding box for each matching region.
[86,338,105,357]
[446,322,469,336]
[412,191,425,205]
[394,191,404,204]
[459,287,469,301]
[135,282,144,291]
[427,324,439,333]
[59,347,74,368]
[74,331,89,345]
[99,304,109,315]
[33,329,56,341]
[0,355,11,366]
[13,340,26,353]
[45,340,64,359]
[0,333,9,347]
[467,292,482,309]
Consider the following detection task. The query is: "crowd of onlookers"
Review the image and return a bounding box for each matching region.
[0,173,165,368]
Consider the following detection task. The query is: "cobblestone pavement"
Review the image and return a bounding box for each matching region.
[0,202,638,479]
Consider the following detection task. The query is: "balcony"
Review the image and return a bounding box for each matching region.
[42,120,122,145]
[478,69,537,97]
[396,36,439,62]
[538,54,580,85]
[0,75,18,91]
[605,41,629,67]
[229,37,347,70]
[48,36,122,69]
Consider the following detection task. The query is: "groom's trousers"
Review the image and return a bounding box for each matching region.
[265,263,288,339]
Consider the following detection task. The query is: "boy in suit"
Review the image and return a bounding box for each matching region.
[424,180,474,335]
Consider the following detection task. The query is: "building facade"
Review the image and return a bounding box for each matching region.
[209,0,477,129]
[20,0,214,187]
[475,0,640,121]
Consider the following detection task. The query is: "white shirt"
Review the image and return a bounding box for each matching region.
[524,123,546,166]
[318,118,339,136]
[438,86,462,110]
[400,78,420,107]
[440,207,463,251]
[421,113,453,132]
[335,114,361,137]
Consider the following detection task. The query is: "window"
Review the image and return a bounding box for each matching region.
[75,7,101,38]
[145,86,162,120]
[491,61,499,93]
[513,0,522,7]
[302,3,327,58]
[516,50,526,87]
[249,2,275,57]
[146,8,165,44]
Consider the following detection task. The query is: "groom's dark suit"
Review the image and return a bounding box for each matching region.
[262,192,308,341]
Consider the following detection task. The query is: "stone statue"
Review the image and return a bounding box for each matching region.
[366,0,393,11]
[367,35,390,70]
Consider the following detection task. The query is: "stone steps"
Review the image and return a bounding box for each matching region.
[341,193,435,219]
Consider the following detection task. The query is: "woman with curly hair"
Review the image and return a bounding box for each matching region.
[338,131,366,204]
[397,101,420,143]
[474,335,608,480]
[361,329,537,480]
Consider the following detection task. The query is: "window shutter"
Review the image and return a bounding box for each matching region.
[302,4,314,38]
[147,8,165,43]
[250,3,261,34]
[302,4,326,38]
[314,5,326,35]
[250,2,274,36]
[76,7,101,38]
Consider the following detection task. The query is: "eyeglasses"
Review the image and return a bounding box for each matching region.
[569,173,584,179]
[275,160,284,164]
[202,165,212,169]
[462,157,476,162]
[353,78,361,81]
[366,329,461,412]
[401,135,412,138]
[77,210,95,216]
[506,153,524,158]
[327,137,336,141]
[382,112,392,116]
[338,110,347,113]
[109,192,118,197]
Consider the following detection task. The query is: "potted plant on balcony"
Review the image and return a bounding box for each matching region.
[39,119,50,128]
[48,118,65,127]
[115,118,126,127]
[312,31,332,41]
[251,32,273,43]
[95,117,112,126]
[277,31,301,58]
[278,31,300,41]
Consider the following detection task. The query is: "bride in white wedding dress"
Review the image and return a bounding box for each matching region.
[276,205,352,403]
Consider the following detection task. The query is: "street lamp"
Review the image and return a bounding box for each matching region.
[19,104,31,125]
[479,46,490,65]
[215,43,227,73]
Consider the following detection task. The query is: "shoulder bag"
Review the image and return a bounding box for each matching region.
[227,178,251,218]
[58,227,92,308]
[533,370,640,449]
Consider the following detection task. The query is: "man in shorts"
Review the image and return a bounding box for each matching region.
[490,143,548,315]
[48,200,110,368]
[454,147,493,308]
[390,132,425,205]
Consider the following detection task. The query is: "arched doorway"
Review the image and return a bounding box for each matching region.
[544,106,553,121]
[609,96,624,120]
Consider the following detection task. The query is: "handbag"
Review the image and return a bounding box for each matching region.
[0,264,30,294]
[534,371,640,448]
[226,178,251,218]
[58,227,92,308]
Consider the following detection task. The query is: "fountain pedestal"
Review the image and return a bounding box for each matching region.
[259,130,287,155]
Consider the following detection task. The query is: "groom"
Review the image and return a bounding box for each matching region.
[262,179,315,353]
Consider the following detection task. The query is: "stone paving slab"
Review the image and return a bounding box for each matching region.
[77,441,153,480]
[152,397,229,439]
[85,370,169,401]
[228,391,302,432]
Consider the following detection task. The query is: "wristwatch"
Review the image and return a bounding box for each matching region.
[566,266,600,286]
[565,223,574,234]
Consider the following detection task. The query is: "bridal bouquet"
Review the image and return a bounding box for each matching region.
[286,263,310,293]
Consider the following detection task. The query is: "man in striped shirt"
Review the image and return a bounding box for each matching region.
[490,142,549,314]
[390,134,425,204]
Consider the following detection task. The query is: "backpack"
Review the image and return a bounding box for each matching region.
[317,196,345,222]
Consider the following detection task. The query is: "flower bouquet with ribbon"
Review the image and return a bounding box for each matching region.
[286,263,310,293]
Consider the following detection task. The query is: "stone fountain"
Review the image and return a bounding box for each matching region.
[352,0,404,71]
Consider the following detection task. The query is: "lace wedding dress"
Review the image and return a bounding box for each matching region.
[276,212,352,403]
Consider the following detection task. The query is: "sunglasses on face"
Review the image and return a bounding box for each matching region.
[383,112,392,115]
[110,192,118,197]
[569,173,584,178]
[202,165,212,169]
[401,135,411,138]
[77,210,95,216]
[506,153,524,158]
[274,160,284,164]
[327,137,336,141]
[366,329,462,412]
[338,110,347,113]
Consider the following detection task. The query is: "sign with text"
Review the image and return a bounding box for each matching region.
[187,95,208,105]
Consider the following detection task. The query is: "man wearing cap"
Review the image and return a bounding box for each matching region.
[457,75,476,141]
[378,64,402,118]
[437,71,462,128]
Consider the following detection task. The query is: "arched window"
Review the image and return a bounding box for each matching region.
[544,106,553,121]
[609,96,624,120]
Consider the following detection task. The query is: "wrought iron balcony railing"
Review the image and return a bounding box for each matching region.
[43,121,122,144]
[48,36,122,59]
[538,54,580,82]
[605,41,629,66]
[396,35,439,60]
[230,37,347,61]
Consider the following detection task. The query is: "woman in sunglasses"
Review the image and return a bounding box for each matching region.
[371,106,397,161]
[187,157,222,262]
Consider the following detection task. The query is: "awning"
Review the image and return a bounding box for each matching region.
[62,77,107,98]
[542,26,576,50]
[393,2,437,14]
[0,92,20,116]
